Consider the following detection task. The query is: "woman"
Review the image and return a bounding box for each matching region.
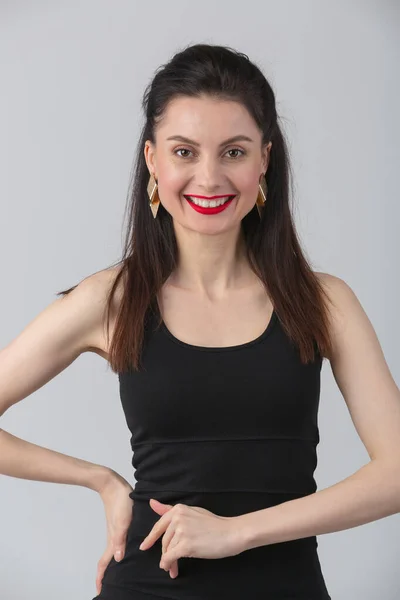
[1,43,399,599]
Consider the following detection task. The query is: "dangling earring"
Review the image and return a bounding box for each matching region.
[255,173,268,219]
[147,172,160,219]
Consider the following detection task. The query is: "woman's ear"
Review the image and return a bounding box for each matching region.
[262,141,272,173]
[144,140,156,175]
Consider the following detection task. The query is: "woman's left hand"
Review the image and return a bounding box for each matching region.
[139,499,244,578]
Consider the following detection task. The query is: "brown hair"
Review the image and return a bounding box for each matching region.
[57,43,334,372]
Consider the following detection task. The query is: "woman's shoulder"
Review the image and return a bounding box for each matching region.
[76,264,125,313]
[314,270,353,307]
[314,270,348,307]
[314,270,338,286]
[313,270,367,344]
[75,264,125,360]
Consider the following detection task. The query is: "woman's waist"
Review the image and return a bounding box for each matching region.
[106,496,328,600]
[131,437,318,497]
[128,487,317,542]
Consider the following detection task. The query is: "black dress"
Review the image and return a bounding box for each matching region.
[92,306,331,599]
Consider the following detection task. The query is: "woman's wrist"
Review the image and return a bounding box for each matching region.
[94,466,133,498]
[86,464,116,494]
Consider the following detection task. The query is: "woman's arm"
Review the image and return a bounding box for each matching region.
[0,429,113,492]
[236,274,400,550]
[0,269,118,493]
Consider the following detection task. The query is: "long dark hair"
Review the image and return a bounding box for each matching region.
[57,43,335,372]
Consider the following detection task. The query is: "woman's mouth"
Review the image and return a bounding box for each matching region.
[183,195,236,214]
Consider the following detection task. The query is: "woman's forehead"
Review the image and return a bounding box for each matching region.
[155,96,259,141]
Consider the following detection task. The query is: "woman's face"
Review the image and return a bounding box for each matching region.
[144,95,271,235]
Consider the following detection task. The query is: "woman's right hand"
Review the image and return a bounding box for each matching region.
[95,470,134,596]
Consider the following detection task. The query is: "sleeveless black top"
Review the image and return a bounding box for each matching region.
[94,306,331,600]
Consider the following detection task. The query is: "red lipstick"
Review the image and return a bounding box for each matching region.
[184,194,236,215]
[186,194,235,199]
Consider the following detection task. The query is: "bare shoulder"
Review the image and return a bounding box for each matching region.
[314,270,346,299]
[76,264,125,360]
[314,271,355,338]
[0,264,125,416]
[314,269,389,379]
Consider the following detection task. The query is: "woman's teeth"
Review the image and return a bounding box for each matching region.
[185,195,234,207]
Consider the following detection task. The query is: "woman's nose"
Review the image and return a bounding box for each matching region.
[195,157,223,189]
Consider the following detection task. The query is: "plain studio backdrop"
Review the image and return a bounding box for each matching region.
[0,1,398,598]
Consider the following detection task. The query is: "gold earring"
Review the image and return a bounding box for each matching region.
[147,172,160,219]
[256,173,268,219]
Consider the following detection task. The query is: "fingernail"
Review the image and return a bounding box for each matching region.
[115,550,122,561]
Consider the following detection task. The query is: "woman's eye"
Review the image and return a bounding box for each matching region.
[226,148,245,158]
[174,147,245,159]
[175,148,192,158]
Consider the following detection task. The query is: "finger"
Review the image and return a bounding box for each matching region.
[96,564,106,594]
[168,560,179,579]
[96,547,113,593]
[113,533,127,562]
[161,523,175,556]
[140,514,170,550]
[139,527,161,550]
[96,575,103,596]
[114,547,124,562]
[159,554,179,579]
[160,525,178,578]
[161,543,184,571]
[96,562,108,591]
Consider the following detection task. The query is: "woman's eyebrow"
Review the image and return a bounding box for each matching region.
[166,134,254,147]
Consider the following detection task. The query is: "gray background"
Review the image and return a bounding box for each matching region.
[0,1,399,598]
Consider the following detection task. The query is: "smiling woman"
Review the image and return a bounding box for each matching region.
[56,42,334,599]
[76,41,335,599]
[143,95,273,236]
[2,41,398,600]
